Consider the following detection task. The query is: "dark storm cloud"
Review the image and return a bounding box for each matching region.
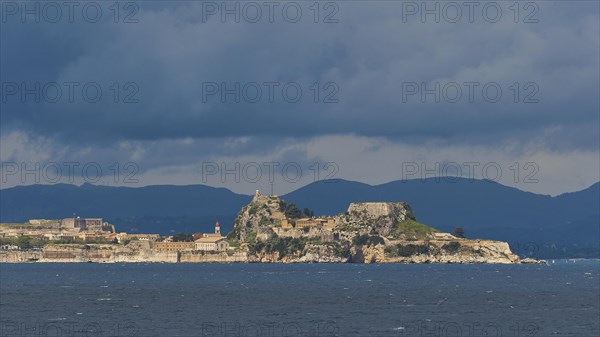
[1,1,598,154]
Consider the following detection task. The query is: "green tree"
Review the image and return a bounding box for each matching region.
[353,235,384,247]
[453,227,465,238]
[284,203,302,218]
[303,208,311,217]
[17,236,33,249]
[172,233,194,242]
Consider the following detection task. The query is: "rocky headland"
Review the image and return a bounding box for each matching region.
[226,192,531,264]
[1,191,541,264]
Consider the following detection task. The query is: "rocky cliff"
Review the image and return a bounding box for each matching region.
[352,239,520,264]
[228,192,284,243]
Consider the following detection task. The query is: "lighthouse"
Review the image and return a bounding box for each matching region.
[215,221,220,235]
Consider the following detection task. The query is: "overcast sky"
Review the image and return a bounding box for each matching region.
[1,1,598,196]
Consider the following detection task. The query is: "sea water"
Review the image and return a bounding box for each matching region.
[1,260,598,337]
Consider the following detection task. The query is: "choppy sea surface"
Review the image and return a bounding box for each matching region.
[1,260,598,337]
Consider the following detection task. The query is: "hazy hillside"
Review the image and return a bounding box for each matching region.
[1,179,598,258]
[283,179,600,258]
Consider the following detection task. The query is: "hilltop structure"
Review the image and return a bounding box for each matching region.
[60,217,114,232]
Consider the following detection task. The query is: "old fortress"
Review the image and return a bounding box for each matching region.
[253,189,336,232]
[256,190,334,228]
[0,190,530,264]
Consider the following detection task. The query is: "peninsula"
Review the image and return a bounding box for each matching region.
[0,191,537,264]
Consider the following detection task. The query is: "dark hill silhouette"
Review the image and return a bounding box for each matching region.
[1,179,598,258]
[0,183,250,235]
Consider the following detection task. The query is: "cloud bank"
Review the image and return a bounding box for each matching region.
[1,1,598,195]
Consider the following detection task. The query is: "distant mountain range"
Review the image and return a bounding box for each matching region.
[0,183,248,236]
[1,179,598,258]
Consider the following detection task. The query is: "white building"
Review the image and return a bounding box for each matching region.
[195,237,229,251]
[194,221,229,251]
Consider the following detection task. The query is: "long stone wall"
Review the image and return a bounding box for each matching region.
[0,245,179,263]
[0,244,252,263]
[179,251,248,263]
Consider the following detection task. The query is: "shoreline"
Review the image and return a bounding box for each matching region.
[0,248,545,264]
